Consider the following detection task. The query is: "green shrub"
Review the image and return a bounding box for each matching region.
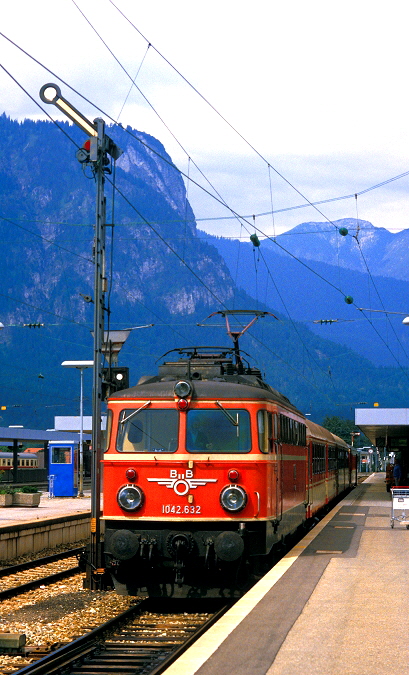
[14,485,39,493]
[0,486,14,494]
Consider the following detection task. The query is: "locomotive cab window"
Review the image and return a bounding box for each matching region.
[186,409,250,453]
[117,409,178,452]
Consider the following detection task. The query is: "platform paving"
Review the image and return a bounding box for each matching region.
[163,473,409,675]
[266,473,408,675]
[0,491,91,527]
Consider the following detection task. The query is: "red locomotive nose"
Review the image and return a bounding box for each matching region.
[126,468,137,482]
[228,469,240,482]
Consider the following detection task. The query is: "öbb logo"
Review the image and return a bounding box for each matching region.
[147,469,217,496]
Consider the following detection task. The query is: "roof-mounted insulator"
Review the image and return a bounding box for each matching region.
[250,233,260,247]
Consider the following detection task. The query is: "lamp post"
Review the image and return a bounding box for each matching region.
[61,361,93,497]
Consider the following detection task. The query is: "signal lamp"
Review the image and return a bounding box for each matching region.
[174,380,192,398]
[228,469,240,482]
[102,367,129,399]
[117,485,144,512]
[126,468,137,482]
[220,485,247,513]
[177,398,189,411]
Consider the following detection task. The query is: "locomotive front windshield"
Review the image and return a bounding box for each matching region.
[186,409,250,453]
[117,409,178,452]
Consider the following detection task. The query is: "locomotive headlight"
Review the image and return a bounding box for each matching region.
[220,485,247,513]
[174,380,192,398]
[117,485,144,511]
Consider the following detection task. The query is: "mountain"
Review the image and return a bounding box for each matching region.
[201,223,409,367]
[264,219,409,282]
[1,115,409,429]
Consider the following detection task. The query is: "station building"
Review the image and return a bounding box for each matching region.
[355,407,409,480]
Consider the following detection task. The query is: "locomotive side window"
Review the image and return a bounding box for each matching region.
[117,409,178,452]
[186,409,250,453]
[103,410,113,452]
[258,410,273,453]
[279,414,306,446]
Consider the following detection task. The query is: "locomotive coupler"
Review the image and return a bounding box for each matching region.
[167,533,193,586]
[139,537,149,558]
[148,538,157,562]
[204,538,215,567]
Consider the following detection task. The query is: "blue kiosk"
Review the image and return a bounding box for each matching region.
[48,442,78,497]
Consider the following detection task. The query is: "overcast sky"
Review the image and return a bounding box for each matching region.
[2,0,409,238]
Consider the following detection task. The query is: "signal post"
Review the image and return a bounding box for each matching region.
[39,84,122,589]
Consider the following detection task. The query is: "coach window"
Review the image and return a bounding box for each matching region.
[312,443,325,474]
[117,409,178,452]
[328,445,337,471]
[258,410,273,453]
[187,409,250,453]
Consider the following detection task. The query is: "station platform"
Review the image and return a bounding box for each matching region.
[0,491,91,528]
[0,491,92,561]
[163,473,408,675]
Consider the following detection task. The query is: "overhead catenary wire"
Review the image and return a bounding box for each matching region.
[104,174,344,397]
[1,30,407,397]
[108,0,409,235]
[0,58,340,409]
[0,72,392,396]
[0,215,93,264]
[70,0,254,235]
[2,28,408,244]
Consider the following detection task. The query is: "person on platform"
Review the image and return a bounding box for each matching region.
[385,462,394,492]
[393,461,402,487]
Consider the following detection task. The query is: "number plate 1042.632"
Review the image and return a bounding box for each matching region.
[162,504,201,514]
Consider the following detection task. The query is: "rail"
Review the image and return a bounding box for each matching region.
[12,599,230,675]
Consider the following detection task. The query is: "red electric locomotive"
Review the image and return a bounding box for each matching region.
[101,313,355,598]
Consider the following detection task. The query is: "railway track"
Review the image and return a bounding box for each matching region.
[11,598,229,675]
[0,548,84,601]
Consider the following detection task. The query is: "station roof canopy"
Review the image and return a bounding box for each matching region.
[0,426,91,445]
[355,409,409,446]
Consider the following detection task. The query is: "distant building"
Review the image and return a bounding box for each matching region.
[53,416,107,434]
[23,447,45,468]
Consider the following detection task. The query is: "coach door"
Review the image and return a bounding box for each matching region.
[274,413,283,522]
